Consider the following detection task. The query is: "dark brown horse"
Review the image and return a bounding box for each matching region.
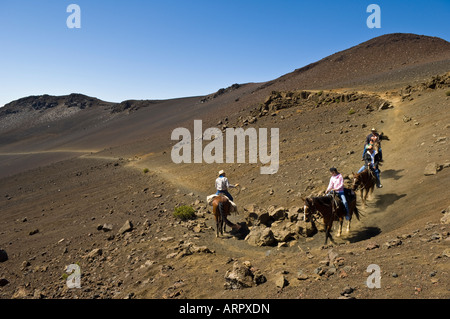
[352,169,376,208]
[303,192,361,245]
[212,195,240,237]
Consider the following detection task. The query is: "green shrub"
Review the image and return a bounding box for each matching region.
[348,108,356,115]
[317,91,323,96]
[173,205,196,220]
[445,90,450,96]
[143,168,149,174]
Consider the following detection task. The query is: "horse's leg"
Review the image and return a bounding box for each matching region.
[324,218,334,245]
[324,223,329,245]
[337,217,343,237]
[215,215,220,238]
[346,204,353,233]
[364,188,370,206]
[346,206,352,233]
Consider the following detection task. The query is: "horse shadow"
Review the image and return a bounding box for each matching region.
[381,169,404,181]
[345,226,382,243]
[229,222,250,240]
[372,193,407,211]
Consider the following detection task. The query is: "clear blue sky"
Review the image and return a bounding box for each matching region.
[0,0,449,107]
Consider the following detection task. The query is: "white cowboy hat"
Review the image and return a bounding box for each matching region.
[218,170,225,176]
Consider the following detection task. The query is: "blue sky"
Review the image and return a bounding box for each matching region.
[0,0,449,107]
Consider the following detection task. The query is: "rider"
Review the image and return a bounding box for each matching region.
[326,167,350,221]
[215,170,239,202]
[358,144,383,188]
[362,128,383,162]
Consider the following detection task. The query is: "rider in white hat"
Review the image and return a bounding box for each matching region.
[215,170,239,202]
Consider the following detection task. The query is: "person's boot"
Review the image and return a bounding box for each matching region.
[376,179,383,188]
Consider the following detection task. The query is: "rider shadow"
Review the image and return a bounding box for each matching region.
[381,169,404,181]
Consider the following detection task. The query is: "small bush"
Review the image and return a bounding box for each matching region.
[317,91,323,96]
[143,168,149,174]
[445,90,450,96]
[173,205,196,220]
[348,108,356,115]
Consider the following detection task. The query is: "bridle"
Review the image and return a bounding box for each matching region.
[304,198,324,221]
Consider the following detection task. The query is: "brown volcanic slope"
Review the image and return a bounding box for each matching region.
[263,33,450,92]
[0,33,449,300]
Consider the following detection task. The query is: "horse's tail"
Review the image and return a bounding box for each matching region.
[353,204,362,221]
[219,199,236,228]
[218,201,225,222]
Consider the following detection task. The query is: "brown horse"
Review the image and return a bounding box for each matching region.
[303,192,361,245]
[352,169,376,208]
[212,195,240,237]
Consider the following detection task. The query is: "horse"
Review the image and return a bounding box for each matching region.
[212,195,240,237]
[352,169,377,208]
[302,192,361,245]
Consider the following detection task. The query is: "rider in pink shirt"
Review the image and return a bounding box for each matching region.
[326,168,349,220]
[326,171,344,193]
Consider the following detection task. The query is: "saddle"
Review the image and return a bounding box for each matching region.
[206,194,238,214]
[329,189,355,213]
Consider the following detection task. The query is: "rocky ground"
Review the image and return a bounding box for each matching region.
[1,71,449,300]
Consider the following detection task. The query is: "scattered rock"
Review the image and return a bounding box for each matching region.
[275,274,288,289]
[442,248,450,258]
[118,220,133,234]
[0,249,8,262]
[12,287,30,299]
[341,286,354,296]
[440,207,450,225]
[384,239,402,249]
[435,136,447,143]
[29,229,39,236]
[378,101,391,111]
[85,248,103,259]
[297,270,309,281]
[0,278,9,287]
[102,224,113,232]
[366,243,380,250]
[424,162,438,176]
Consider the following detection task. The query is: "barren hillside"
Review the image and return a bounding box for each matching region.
[0,33,449,300]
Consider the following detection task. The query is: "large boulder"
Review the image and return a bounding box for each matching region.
[224,261,266,289]
[288,206,302,222]
[294,220,317,237]
[245,226,276,247]
[245,209,271,227]
[271,221,296,243]
[269,207,287,221]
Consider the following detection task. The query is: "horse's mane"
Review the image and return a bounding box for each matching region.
[311,195,332,206]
